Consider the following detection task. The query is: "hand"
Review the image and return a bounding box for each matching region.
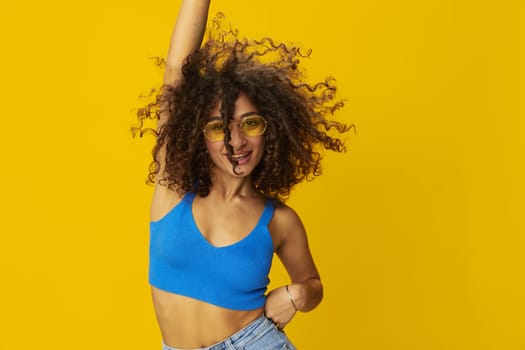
[264,285,297,330]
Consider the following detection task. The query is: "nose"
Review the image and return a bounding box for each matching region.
[228,123,246,150]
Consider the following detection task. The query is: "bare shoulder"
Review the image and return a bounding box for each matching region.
[150,183,184,222]
[271,202,303,229]
[269,201,307,250]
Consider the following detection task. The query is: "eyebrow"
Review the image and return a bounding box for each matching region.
[207,111,260,121]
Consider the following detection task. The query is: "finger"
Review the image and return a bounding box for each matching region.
[271,319,282,330]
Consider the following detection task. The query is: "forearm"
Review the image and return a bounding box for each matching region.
[288,278,323,312]
[164,0,211,84]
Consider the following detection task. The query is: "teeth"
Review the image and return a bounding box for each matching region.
[230,152,250,159]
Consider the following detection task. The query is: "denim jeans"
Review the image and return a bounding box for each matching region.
[161,315,297,350]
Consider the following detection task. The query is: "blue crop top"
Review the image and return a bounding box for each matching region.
[149,192,275,310]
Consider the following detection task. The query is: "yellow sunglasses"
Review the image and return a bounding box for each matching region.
[202,114,267,142]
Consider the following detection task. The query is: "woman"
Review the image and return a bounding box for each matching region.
[136,0,350,349]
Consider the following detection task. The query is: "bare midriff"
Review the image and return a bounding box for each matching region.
[151,286,264,349]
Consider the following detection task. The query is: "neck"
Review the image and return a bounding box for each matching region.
[208,170,258,201]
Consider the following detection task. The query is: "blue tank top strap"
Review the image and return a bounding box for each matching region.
[182,191,196,203]
[258,198,276,227]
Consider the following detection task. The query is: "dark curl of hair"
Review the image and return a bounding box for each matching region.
[134,14,354,201]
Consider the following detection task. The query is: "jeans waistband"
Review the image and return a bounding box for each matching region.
[162,315,272,350]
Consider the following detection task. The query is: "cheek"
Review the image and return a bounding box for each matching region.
[255,136,265,149]
[204,141,226,166]
[205,140,221,153]
[204,141,211,153]
[253,137,265,159]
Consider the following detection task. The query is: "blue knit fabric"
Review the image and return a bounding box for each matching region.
[149,192,275,310]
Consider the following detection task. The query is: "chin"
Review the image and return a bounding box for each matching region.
[231,165,254,177]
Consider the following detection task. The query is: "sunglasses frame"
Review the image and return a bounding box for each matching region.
[202,113,267,142]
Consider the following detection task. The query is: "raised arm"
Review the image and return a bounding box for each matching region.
[163,0,211,85]
[150,0,211,221]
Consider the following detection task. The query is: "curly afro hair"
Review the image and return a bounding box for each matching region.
[134,13,354,201]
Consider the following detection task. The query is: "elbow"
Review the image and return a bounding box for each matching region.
[300,278,323,312]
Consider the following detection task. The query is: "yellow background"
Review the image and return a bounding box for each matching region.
[1,0,523,349]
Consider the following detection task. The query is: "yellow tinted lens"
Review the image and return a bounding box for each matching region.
[204,121,224,141]
[240,115,267,136]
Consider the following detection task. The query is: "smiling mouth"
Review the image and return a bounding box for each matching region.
[229,151,251,160]
[226,151,253,165]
